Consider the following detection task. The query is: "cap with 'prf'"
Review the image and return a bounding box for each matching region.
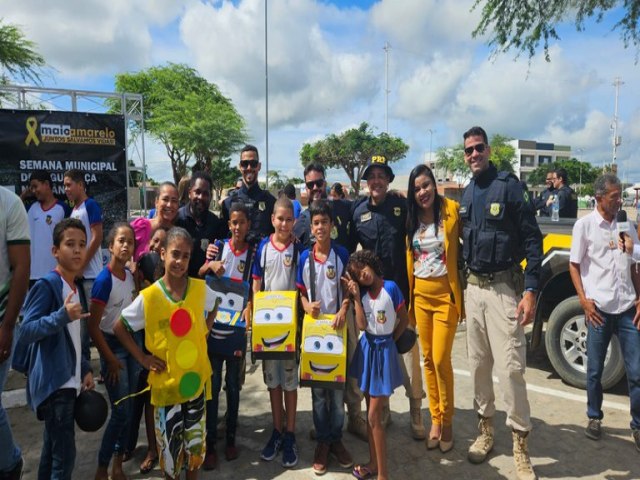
[362,155,395,182]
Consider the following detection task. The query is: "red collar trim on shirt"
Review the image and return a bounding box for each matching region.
[40,200,59,212]
[312,244,330,264]
[107,264,126,282]
[367,283,383,300]
[229,239,249,256]
[269,234,292,252]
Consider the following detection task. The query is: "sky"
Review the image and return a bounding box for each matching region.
[3,0,640,186]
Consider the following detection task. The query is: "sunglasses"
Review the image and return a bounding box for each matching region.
[240,160,259,169]
[306,179,325,190]
[464,143,486,156]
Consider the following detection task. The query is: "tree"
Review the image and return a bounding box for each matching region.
[528,158,601,190]
[299,122,409,196]
[112,63,247,184]
[0,20,46,85]
[209,157,240,201]
[435,134,516,184]
[472,1,640,61]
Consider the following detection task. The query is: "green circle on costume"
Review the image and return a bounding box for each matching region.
[179,372,201,398]
[175,340,198,369]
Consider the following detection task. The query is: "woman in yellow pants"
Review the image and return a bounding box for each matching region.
[405,164,463,453]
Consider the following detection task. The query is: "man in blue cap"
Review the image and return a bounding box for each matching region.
[351,155,426,440]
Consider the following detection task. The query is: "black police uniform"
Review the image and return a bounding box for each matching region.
[221,182,276,245]
[175,204,228,278]
[352,193,409,299]
[293,199,357,253]
[533,187,555,216]
[556,184,578,218]
[460,163,542,291]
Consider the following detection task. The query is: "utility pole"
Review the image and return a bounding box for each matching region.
[383,41,390,133]
[264,0,269,188]
[611,76,623,172]
[427,128,434,163]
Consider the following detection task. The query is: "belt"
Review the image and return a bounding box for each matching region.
[466,268,512,287]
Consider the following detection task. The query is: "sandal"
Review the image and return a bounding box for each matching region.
[139,454,158,474]
[352,464,377,479]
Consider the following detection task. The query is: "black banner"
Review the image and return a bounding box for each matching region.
[0,109,128,245]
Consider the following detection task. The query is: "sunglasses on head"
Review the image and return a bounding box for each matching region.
[240,160,259,169]
[464,143,486,155]
[306,179,325,189]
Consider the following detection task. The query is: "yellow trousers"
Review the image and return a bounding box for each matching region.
[413,275,457,426]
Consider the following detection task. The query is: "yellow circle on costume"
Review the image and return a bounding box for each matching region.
[175,340,198,369]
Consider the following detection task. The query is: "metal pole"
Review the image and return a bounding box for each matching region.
[428,128,434,163]
[265,0,269,188]
[383,41,390,133]
[611,76,623,168]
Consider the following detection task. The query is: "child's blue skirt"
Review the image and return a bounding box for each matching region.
[349,332,403,397]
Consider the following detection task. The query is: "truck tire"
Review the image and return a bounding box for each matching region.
[545,296,625,390]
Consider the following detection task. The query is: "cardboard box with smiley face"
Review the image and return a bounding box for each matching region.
[251,291,298,360]
[300,314,346,389]
[205,275,250,357]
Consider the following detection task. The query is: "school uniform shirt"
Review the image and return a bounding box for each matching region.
[120,279,219,333]
[296,242,349,314]
[70,198,103,279]
[0,187,30,324]
[251,235,298,291]
[28,200,68,280]
[216,239,253,282]
[59,277,82,393]
[91,266,137,334]
[361,280,405,336]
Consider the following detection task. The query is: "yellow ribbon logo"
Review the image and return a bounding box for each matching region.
[25,117,40,146]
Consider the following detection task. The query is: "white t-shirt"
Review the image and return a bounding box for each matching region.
[297,243,349,314]
[91,266,137,334]
[28,200,67,280]
[121,278,218,333]
[361,280,405,336]
[0,187,30,323]
[252,235,298,291]
[70,198,103,279]
[411,222,447,279]
[59,277,82,393]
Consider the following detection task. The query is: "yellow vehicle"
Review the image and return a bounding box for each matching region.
[531,217,625,390]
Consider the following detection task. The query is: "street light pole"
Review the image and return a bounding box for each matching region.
[427,128,434,163]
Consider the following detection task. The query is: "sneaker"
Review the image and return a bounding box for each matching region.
[347,414,368,442]
[585,419,602,440]
[632,429,640,452]
[203,449,218,471]
[260,429,283,461]
[468,417,494,464]
[330,440,354,469]
[312,442,330,475]
[512,430,537,480]
[281,431,299,468]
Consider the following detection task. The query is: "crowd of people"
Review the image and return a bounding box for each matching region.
[0,127,639,480]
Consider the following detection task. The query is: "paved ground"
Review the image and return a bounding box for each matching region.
[4,325,640,479]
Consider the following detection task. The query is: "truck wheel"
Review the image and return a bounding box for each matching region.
[545,297,625,390]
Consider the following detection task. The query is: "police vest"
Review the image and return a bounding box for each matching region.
[559,185,578,218]
[460,171,523,272]
[141,279,212,407]
[228,188,274,243]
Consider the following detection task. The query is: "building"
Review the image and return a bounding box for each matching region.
[509,139,572,184]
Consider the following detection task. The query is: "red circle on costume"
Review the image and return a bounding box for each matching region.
[170,308,192,337]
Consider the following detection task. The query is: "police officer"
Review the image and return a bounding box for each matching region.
[460,126,542,480]
[352,155,426,441]
[553,167,578,218]
[221,145,276,245]
[533,170,555,216]
[293,163,356,253]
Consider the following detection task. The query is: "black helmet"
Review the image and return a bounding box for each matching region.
[395,328,416,354]
[74,389,108,432]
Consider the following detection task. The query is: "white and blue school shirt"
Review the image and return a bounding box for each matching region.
[216,239,253,282]
[70,198,103,279]
[59,274,82,393]
[91,266,137,334]
[252,235,298,291]
[361,280,405,336]
[28,200,68,280]
[296,242,349,314]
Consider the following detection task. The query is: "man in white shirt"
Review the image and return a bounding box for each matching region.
[569,173,640,452]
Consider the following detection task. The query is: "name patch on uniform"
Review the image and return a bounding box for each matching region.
[459,206,467,215]
[489,203,501,216]
[360,212,372,223]
[393,207,401,217]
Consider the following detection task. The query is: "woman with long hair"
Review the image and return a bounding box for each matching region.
[405,164,463,453]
